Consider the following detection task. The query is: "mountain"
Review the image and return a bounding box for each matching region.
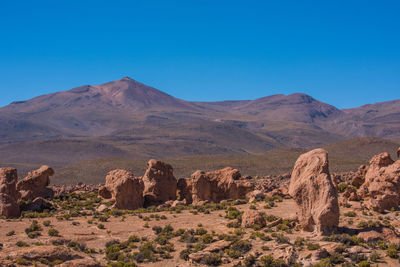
[4,77,191,112]
[321,100,400,139]
[234,93,342,122]
[0,77,199,142]
[0,77,399,177]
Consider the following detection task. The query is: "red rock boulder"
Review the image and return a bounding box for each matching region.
[99,170,144,210]
[357,152,400,212]
[241,210,266,228]
[351,165,368,188]
[289,148,339,235]
[191,167,253,204]
[142,159,177,206]
[0,168,20,218]
[17,165,54,201]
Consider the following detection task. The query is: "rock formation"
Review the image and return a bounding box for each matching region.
[17,165,54,201]
[357,152,400,212]
[20,197,53,212]
[358,227,400,245]
[0,168,20,218]
[241,210,266,228]
[99,170,144,210]
[350,165,368,188]
[142,159,177,206]
[246,189,265,202]
[397,146,400,158]
[289,148,339,235]
[177,178,192,203]
[191,167,253,204]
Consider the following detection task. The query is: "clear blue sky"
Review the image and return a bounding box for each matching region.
[1,0,399,108]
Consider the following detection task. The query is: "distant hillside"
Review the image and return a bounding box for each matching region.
[0,77,399,183]
[6,137,394,185]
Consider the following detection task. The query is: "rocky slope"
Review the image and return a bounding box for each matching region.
[0,77,399,176]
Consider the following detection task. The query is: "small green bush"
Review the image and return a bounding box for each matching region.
[338,183,348,192]
[387,243,399,258]
[48,228,59,237]
[16,241,29,247]
[344,211,357,217]
[6,230,15,236]
[200,252,222,266]
[306,242,320,251]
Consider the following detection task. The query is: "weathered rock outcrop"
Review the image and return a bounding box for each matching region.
[191,167,253,204]
[6,245,85,262]
[52,184,99,196]
[241,210,266,228]
[0,168,20,218]
[99,170,144,210]
[357,152,400,212]
[58,258,101,267]
[351,165,368,188]
[20,197,53,212]
[17,165,54,201]
[142,159,177,206]
[358,227,400,245]
[289,148,339,235]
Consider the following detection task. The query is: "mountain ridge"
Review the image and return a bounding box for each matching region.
[0,77,399,171]
[4,76,396,111]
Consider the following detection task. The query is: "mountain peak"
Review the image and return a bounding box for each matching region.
[120,76,135,82]
[233,92,341,122]
[1,77,193,112]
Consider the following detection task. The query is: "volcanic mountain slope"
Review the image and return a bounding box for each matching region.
[0,77,200,141]
[0,76,399,173]
[319,99,400,139]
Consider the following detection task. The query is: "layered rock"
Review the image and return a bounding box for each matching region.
[191,167,253,204]
[17,165,54,201]
[358,227,400,245]
[0,168,20,218]
[6,245,85,262]
[142,159,177,206]
[99,170,144,210]
[289,148,339,235]
[357,152,400,212]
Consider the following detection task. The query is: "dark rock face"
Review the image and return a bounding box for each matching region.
[20,197,53,212]
[177,178,192,203]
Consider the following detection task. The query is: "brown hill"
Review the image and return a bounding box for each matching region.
[0,77,399,182]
